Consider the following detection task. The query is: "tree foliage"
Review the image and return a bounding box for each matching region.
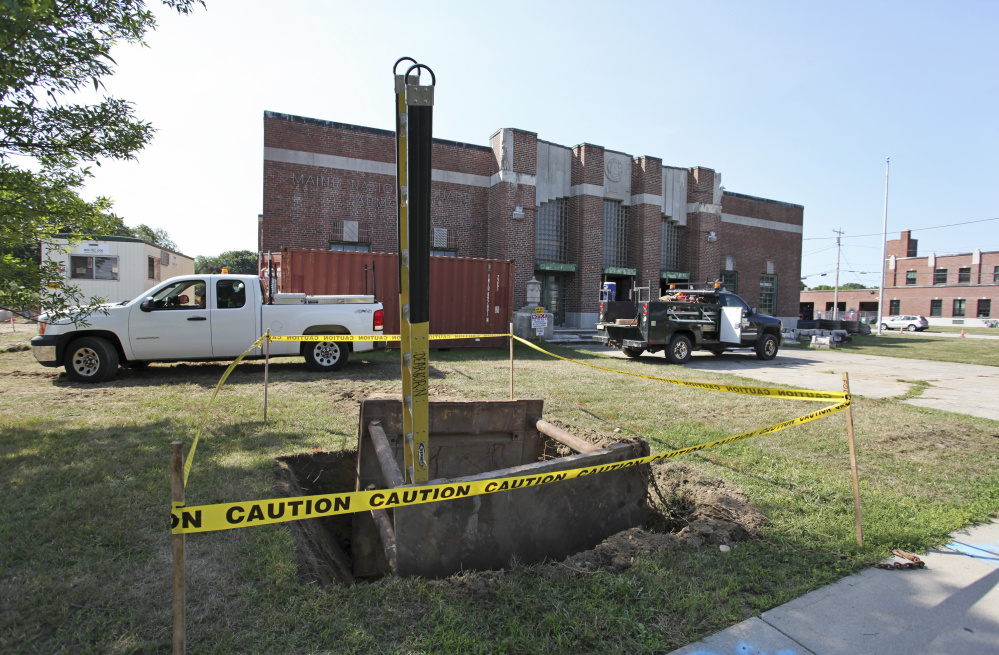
[129,223,177,250]
[195,250,258,275]
[0,0,201,320]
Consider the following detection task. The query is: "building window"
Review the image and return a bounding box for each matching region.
[905,270,917,285]
[759,274,777,315]
[70,255,118,281]
[934,268,947,284]
[535,198,568,264]
[930,299,942,317]
[889,299,900,315]
[994,266,999,283]
[660,215,683,271]
[953,299,966,317]
[602,200,628,269]
[329,243,371,253]
[958,267,971,284]
[148,257,156,279]
[720,270,737,293]
[978,299,991,318]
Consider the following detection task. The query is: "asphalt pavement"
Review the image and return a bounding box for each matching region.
[576,343,999,421]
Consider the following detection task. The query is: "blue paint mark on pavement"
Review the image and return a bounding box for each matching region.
[946,540,999,568]
[689,643,797,655]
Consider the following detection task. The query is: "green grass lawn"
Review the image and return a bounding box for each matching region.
[802,332,999,366]
[925,325,999,336]
[2,342,997,653]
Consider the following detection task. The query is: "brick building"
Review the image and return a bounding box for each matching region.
[259,111,804,327]
[799,230,999,327]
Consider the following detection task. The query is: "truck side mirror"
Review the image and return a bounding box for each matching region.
[140,297,155,312]
[751,307,758,315]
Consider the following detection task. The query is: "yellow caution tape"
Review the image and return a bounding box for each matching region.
[267,333,508,342]
[171,399,849,534]
[183,335,266,487]
[511,336,848,401]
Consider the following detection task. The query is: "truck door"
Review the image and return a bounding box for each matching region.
[720,293,756,346]
[129,278,213,359]
[210,278,259,358]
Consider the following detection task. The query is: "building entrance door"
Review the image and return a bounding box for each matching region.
[539,273,565,326]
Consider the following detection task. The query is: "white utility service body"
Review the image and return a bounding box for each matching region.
[31,274,384,382]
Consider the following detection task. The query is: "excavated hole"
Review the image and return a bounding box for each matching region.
[275,449,767,585]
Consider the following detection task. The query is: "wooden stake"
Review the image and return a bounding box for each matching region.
[509,322,514,400]
[263,330,271,421]
[171,441,186,655]
[842,373,863,547]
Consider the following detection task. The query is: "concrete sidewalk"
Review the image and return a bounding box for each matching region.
[668,520,999,655]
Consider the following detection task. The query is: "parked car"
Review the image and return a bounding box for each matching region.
[881,315,929,332]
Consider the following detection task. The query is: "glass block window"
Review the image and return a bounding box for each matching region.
[889,299,900,315]
[602,200,628,269]
[958,267,971,283]
[720,270,737,293]
[70,255,118,280]
[759,274,777,315]
[329,243,371,252]
[934,268,948,284]
[977,299,991,318]
[930,299,942,316]
[535,198,568,263]
[660,215,683,271]
[953,299,966,317]
[994,266,999,283]
[905,270,917,285]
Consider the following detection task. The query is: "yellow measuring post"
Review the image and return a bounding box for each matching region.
[395,59,436,483]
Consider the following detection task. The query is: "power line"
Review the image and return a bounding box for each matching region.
[802,216,999,241]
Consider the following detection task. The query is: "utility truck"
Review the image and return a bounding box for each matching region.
[31,274,384,382]
[593,286,783,364]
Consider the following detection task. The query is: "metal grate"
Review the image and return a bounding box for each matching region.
[602,200,628,269]
[330,219,371,244]
[535,198,568,263]
[660,215,684,271]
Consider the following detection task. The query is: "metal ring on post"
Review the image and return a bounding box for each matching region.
[393,57,418,75]
[403,63,436,87]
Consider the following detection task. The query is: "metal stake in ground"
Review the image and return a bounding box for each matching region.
[842,372,863,546]
[263,330,270,421]
[171,441,186,654]
[509,322,514,400]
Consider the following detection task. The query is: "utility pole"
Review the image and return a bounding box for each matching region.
[833,228,843,321]
[877,157,890,335]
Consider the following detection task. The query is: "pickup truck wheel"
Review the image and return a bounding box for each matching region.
[622,346,644,358]
[64,337,119,383]
[755,333,779,361]
[665,335,692,365]
[304,339,349,372]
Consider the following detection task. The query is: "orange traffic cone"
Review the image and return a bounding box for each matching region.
[960,329,965,337]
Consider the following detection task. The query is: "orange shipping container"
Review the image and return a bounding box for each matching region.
[268,249,514,348]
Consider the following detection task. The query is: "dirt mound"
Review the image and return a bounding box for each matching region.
[558,462,767,573]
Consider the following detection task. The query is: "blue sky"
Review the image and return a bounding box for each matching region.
[82,0,999,288]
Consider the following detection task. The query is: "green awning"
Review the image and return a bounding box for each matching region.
[603,267,637,276]
[660,271,690,279]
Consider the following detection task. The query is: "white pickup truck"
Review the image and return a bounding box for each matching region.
[31,274,384,383]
